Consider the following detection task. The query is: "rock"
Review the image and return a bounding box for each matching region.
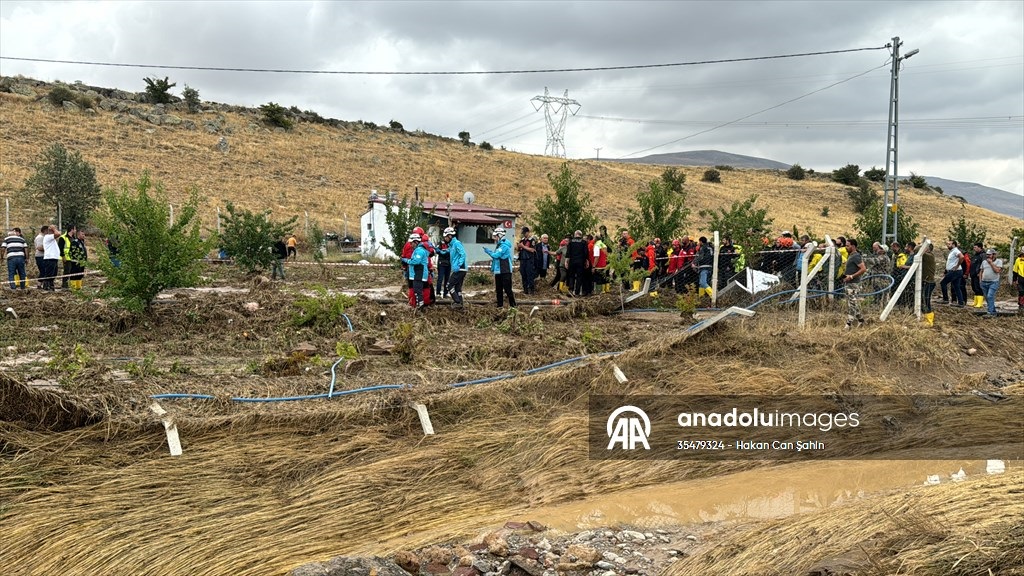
[290,342,317,357]
[289,556,412,576]
[527,521,547,532]
[564,544,601,565]
[966,348,978,356]
[393,551,419,574]
[62,100,79,112]
[484,532,509,556]
[472,560,493,573]
[517,547,539,560]
[242,302,261,313]
[344,358,367,375]
[453,568,476,576]
[621,530,646,541]
[217,136,229,152]
[419,546,451,566]
[595,561,615,570]
[161,114,182,126]
[508,557,543,576]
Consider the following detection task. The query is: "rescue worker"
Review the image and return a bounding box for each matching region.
[400,233,430,311]
[443,227,468,307]
[484,228,516,308]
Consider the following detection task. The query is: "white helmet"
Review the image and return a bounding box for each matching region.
[407,233,421,243]
[443,227,456,237]
[492,227,506,238]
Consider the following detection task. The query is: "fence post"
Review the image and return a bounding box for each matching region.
[880,240,927,321]
[1009,237,1019,284]
[825,236,835,301]
[797,241,817,329]
[913,238,930,320]
[711,231,720,307]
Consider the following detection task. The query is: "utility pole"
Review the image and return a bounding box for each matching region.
[594,147,602,160]
[881,36,919,246]
[531,88,581,158]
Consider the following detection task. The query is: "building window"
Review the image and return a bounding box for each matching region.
[476,226,494,244]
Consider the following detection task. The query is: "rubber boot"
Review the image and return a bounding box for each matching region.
[924,312,934,326]
[632,280,641,292]
[602,283,610,294]
[973,295,984,308]
[558,282,567,294]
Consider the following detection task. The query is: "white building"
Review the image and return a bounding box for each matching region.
[360,193,520,265]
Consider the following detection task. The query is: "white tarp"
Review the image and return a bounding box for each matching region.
[737,268,780,295]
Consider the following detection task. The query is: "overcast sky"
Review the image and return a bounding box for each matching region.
[2,1,1022,197]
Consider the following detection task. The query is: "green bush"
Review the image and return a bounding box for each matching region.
[94,172,210,312]
[832,164,861,186]
[143,76,176,104]
[714,165,735,171]
[389,119,404,132]
[847,178,879,214]
[182,85,201,113]
[259,102,294,129]
[24,142,101,228]
[458,131,472,146]
[702,169,721,183]
[908,172,928,189]
[821,206,830,218]
[291,287,356,329]
[863,166,886,182]
[786,164,806,180]
[479,141,494,151]
[218,202,297,274]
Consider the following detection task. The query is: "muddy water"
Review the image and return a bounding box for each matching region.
[527,460,1003,531]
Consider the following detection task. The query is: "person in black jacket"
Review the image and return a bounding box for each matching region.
[272,236,288,280]
[565,230,589,296]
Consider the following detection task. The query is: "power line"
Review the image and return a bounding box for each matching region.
[617,62,891,159]
[0,45,887,76]
[578,114,1023,129]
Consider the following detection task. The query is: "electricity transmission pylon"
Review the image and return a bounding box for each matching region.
[531,88,581,158]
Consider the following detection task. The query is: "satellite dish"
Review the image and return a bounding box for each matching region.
[463,191,475,204]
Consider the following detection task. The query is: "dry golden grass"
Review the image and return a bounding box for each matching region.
[664,470,1024,576]
[0,89,1019,243]
[2,296,1020,576]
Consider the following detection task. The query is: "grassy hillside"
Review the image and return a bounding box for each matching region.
[0,80,1019,243]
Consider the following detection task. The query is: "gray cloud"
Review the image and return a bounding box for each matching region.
[1,0,1021,195]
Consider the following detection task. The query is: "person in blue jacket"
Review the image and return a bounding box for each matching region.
[400,233,430,310]
[484,227,516,308]
[443,227,468,307]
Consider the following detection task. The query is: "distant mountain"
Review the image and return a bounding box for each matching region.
[617,149,791,170]
[918,176,1023,220]
[615,150,1022,220]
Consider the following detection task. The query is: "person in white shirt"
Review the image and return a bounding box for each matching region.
[939,240,965,306]
[40,225,60,291]
[979,248,1004,318]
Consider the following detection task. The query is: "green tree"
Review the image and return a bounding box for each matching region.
[182,84,201,113]
[853,200,919,248]
[529,162,598,242]
[832,164,861,186]
[946,212,987,249]
[698,194,774,269]
[389,119,404,132]
[847,178,880,214]
[660,167,686,193]
[479,141,494,151]
[24,143,101,228]
[143,76,176,104]
[702,168,721,183]
[458,131,472,146]
[219,202,297,274]
[260,102,294,129]
[786,164,806,180]
[93,172,210,312]
[381,194,428,257]
[626,178,689,243]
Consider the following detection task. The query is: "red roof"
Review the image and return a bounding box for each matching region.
[420,200,518,217]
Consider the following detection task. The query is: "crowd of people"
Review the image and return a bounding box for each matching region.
[2,224,90,292]
[391,224,1024,324]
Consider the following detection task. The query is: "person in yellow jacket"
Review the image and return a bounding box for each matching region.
[1014,246,1024,313]
[57,225,76,289]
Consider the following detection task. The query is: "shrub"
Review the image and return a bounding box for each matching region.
[93,172,210,313]
[702,169,721,183]
[660,167,686,193]
[458,131,472,146]
[714,165,735,171]
[259,102,294,129]
[699,194,774,270]
[831,164,861,186]
[479,141,493,151]
[291,287,356,329]
[863,166,886,182]
[908,172,928,189]
[786,164,806,180]
[47,85,74,107]
[847,178,879,214]
[821,206,830,218]
[389,119,404,132]
[143,76,176,104]
[218,202,297,274]
[182,85,201,113]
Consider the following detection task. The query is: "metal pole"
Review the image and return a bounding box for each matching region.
[216,207,221,235]
[4,198,8,232]
[882,37,900,246]
[169,203,174,225]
